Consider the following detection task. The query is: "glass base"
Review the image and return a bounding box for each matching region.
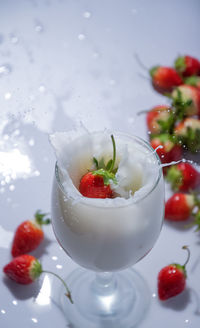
[60,268,151,328]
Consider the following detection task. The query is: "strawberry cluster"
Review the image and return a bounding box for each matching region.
[148,55,200,162]
[146,55,200,226]
[146,55,200,301]
[3,211,73,303]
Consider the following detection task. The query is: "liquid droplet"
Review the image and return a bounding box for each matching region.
[52,256,58,261]
[39,85,46,93]
[10,34,19,44]
[78,34,86,41]
[0,63,12,77]
[56,264,63,269]
[4,92,12,100]
[34,19,44,33]
[9,185,15,191]
[83,11,91,18]
[29,138,35,146]
[34,170,40,176]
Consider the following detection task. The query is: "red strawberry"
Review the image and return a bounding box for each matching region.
[79,172,113,198]
[11,211,50,257]
[165,193,195,221]
[3,255,73,303]
[3,254,42,284]
[150,134,182,165]
[175,55,200,77]
[172,85,200,117]
[174,118,200,152]
[149,66,182,93]
[79,135,117,199]
[158,246,190,300]
[166,162,200,192]
[184,76,200,90]
[146,105,171,134]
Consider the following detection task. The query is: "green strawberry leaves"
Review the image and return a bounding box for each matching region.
[174,56,186,73]
[92,134,118,185]
[93,169,117,185]
[177,127,200,153]
[35,210,51,225]
[166,166,183,190]
[172,89,193,121]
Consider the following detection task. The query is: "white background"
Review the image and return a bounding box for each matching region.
[0,0,200,327]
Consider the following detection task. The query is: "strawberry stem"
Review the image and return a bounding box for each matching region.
[109,134,116,173]
[182,245,190,268]
[42,270,73,304]
[35,210,51,225]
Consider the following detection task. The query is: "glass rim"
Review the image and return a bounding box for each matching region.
[54,132,162,208]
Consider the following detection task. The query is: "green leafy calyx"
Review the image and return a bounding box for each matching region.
[35,210,51,226]
[174,56,186,73]
[149,65,159,78]
[185,75,199,87]
[30,259,43,280]
[92,134,117,185]
[166,165,183,190]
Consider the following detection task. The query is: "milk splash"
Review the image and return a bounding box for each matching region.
[50,128,161,206]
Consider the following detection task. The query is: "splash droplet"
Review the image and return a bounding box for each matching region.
[56,264,63,269]
[34,170,40,176]
[9,185,15,191]
[83,11,91,18]
[34,19,44,33]
[39,85,46,93]
[78,34,86,41]
[0,63,12,77]
[10,35,19,44]
[52,256,58,261]
[29,138,35,146]
[4,92,12,100]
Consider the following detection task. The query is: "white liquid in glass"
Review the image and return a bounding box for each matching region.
[51,131,164,272]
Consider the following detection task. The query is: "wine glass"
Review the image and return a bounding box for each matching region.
[51,131,164,328]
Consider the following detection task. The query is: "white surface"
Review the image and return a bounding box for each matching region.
[0,0,200,327]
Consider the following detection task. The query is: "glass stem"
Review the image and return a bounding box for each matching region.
[92,272,117,296]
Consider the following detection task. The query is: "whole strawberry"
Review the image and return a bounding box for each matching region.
[175,55,200,77]
[79,135,117,199]
[149,66,182,93]
[3,255,73,303]
[175,117,200,152]
[146,105,172,134]
[158,246,190,300]
[150,134,182,165]
[165,193,195,221]
[11,211,50,257]
[3,254,42,284]
[166,162,200,192]
[172,85,200,117]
